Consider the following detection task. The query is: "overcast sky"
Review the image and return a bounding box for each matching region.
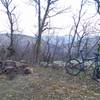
[0,0,99,36]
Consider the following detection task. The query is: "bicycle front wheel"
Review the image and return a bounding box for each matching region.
[65,59,81,76]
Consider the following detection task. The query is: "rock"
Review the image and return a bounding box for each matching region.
[20,60,27,64]
[40,62,48,67]
[53,61,66,67]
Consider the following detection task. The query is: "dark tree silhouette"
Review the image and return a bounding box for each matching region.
[32,0,69,63]
[0,0,18,59]
[94,0,100,14]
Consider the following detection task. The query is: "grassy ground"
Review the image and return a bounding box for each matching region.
[0,66,100,100]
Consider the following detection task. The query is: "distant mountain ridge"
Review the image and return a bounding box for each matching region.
[0,34,36,46]
[0,33,99,51]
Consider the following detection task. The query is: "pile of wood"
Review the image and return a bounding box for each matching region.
[0,60,33,79]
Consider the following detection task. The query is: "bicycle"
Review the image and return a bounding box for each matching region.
[65,50,97,76]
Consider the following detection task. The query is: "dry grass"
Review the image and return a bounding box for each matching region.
[0,66,100,100]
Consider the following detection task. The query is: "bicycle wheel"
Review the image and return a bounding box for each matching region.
[65,59,81,76]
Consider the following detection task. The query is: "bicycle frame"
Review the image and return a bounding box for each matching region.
[79,50,85,70]
[76,50,95,71]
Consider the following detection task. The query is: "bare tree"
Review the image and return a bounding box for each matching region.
[41,34,52,63]
[0,0,18,59]
[67,0,88,59]
[32,0,69,63]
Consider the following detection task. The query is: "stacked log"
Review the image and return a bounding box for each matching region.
[0,60,33,80]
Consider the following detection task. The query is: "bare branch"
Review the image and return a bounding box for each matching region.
[50,0,59,4]
[47,7,70,18]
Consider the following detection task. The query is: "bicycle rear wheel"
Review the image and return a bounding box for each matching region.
[65,59,81,76]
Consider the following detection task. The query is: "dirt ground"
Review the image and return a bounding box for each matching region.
[0,66,100,100]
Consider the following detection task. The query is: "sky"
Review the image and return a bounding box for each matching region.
[0,0,99,36]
